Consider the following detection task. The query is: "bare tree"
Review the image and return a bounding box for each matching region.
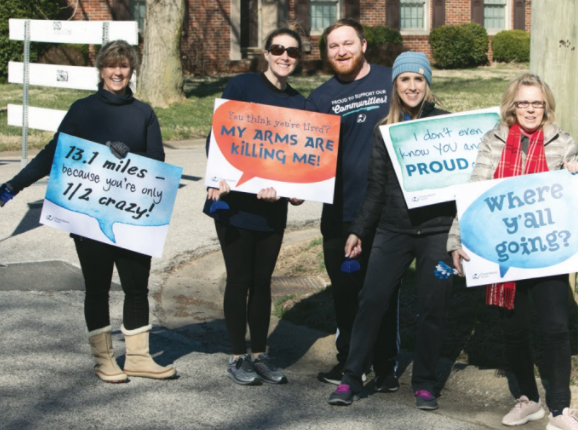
[137,0,185,108]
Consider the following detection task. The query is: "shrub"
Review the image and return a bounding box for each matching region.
[429,23,489,68]
[318,25,404,68]
[492,30,530,63]
[363,25,403,47]
[0,0,67,77]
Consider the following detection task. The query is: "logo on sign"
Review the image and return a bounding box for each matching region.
[53,22,62,30]
[472,271,498,280]
[57,70,69,82]
[45,214,69,224]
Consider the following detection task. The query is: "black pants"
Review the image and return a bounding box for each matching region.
[322,222,399,369]
[215,221,284,355]
[500,274,571,411]
[342,229,452,393]
[74,237,151,332]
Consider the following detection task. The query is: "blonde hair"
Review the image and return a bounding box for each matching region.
[380,79,438,125]
[500,73,556,127]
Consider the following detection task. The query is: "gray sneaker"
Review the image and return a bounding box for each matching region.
[328,384,360,406]
[253,354,288,384]
[226,354,262,386]
[415,390,439,410]
[502,396,544,426]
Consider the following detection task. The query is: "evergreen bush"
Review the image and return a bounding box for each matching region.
[429,23,489,68]
[492,30,530,63]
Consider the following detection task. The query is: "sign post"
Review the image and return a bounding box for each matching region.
[20,20,30,169]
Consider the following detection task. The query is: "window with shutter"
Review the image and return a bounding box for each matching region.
[484,0,507,30]
[310,0,342,34]
[400,0,430,35]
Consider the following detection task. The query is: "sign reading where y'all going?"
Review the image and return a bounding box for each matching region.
[456,170,578,287]
[205,99,341,203]
[41,134,183,257]
[381,107,500,208]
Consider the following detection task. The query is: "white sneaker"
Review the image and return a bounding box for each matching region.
[501,396,545,426]
[547,408,578,430]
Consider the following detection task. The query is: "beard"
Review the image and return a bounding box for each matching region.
[328,50,364,77]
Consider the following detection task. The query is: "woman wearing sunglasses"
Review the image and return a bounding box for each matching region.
[449,74,578,429]
[203,27,305,386]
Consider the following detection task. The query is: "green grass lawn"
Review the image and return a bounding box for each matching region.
[0,63,527,151]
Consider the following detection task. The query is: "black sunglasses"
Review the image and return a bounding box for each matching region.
[268,44,301,59]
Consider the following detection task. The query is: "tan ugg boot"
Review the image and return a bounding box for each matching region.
[88,326,128,383]
[122,324,177,379]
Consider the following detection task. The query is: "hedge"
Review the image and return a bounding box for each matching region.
[492,30,530,63]
[429,23,489,68]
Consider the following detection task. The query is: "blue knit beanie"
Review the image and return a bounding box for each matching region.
[392,52,432,85]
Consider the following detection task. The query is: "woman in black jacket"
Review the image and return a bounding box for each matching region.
[0,41,176,383]
[328,52,454,409]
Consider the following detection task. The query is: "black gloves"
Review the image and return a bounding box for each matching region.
[106,141,130,159]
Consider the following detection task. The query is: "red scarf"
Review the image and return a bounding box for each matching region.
[486,123,548,309]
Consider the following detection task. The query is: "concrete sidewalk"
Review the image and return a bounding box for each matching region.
[0,147,548,430]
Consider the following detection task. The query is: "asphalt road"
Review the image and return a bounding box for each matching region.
[0,145,545,430]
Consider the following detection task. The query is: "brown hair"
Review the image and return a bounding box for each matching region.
[500,73,556,127]
[96,40,139,87]
[320,18,366,49]
[264,27,303,53]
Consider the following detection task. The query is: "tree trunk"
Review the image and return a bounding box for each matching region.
[137,0,185,108]
[530,0,578,141]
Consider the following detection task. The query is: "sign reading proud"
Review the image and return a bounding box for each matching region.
[205,99,341,203]
[41,134,182,257]
[455,170,578,286]
[380,107,500,208]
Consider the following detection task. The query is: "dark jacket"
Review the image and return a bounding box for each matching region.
[349,101,456,240]
[9,87,164,194]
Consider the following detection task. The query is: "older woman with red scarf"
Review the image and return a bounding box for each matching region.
[448,74,578,430]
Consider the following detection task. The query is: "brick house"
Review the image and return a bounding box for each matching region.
[65,0,532,74]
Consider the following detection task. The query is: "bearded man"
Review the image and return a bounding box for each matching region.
[306,18,399,391]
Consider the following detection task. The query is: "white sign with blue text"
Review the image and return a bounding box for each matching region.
[455,170,578,287]
[380,107,500,209]
[40,134,183,257]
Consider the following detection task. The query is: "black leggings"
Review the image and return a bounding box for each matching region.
[74,237,151,332]
[342,230,452,393]
[500,274,571,411]
[215,221,284,355]
[322,222,399,368]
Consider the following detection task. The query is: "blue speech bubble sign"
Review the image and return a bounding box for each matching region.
[388,112,499,192]
[460,170,578,278]
[45,133,182,243]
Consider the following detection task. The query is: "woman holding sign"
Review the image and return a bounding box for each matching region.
[449,74,578,429]
[0,41,176,383]
[204,27,305,386]
[328,52,455,409]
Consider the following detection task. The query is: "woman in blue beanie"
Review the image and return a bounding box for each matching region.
[328,52,455,410]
